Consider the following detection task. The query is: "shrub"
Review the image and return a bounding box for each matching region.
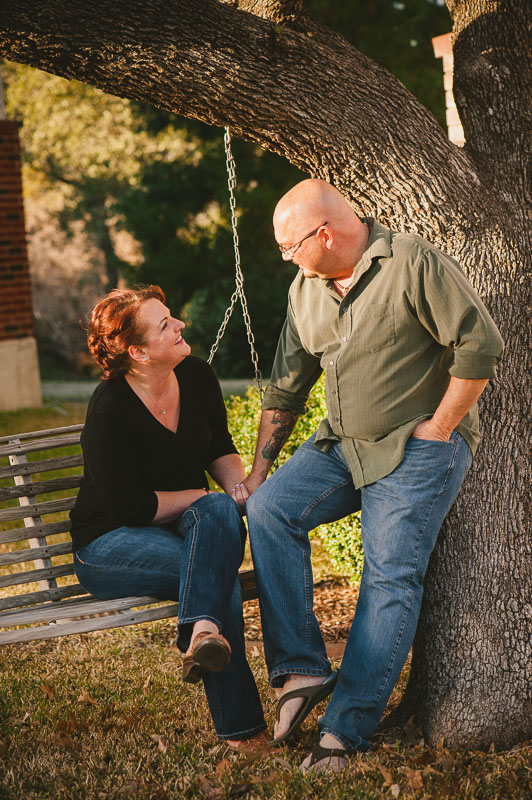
[225,376,364,582]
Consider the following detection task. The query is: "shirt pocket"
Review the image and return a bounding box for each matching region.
[356,302,395,352]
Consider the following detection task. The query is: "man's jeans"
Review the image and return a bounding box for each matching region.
[74,492,266,740]
[246,430,472,751]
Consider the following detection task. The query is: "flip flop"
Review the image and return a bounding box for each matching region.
[300,742,354,774]
[271,670,338,743]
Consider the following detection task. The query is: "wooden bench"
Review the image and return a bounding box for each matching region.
[0,423,257,645]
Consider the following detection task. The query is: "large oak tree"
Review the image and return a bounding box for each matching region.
[0,0,530,750]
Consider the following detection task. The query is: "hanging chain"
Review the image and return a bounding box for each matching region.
[207,128,264,400]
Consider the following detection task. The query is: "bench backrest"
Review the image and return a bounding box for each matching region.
[0,424,86,611]
[0,423,257,644]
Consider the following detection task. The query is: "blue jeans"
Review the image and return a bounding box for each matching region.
[74,492,266,740]
[246,430,472,751]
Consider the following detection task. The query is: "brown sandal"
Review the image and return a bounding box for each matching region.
[182,631,232,684]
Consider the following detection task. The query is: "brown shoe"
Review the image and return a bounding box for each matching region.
[182,631,231,684]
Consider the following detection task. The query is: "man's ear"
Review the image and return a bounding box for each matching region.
[320,226,334,250]
[128,345,149,363]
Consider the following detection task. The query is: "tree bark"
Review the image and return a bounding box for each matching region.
[0,0,530,750]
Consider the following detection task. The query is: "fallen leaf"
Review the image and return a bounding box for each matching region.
[377,765,394,786]
[77,690,98,706]
[207,791,225,800]
[54,731,75,748]
[215,758,232,777]
[143,675,152,691]
[404,768,423,790]
[158,738,168,754]
[391,784,401,798]
[40,683,55,701]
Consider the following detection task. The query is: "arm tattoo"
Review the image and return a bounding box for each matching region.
[261,409,299,461]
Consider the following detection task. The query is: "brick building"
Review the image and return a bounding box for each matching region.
[0,72,42,411]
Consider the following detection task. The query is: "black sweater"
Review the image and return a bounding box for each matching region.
[70,357,237,551]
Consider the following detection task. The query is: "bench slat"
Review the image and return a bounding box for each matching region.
[0,424,84,445]
[0,454,83,480]
[0,563,75,589]
[0,603,180,645]
[0,475,82,502]
[0,520,72,546]
[0,496,76,524]
[0,541,72,567]
[0,595,164,626]
[0,583,85,611]
[0,433,82,458]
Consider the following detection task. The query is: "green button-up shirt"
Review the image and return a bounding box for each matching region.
[263,219,504,488]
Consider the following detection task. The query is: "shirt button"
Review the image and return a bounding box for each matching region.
[329,360,334,366]
[342,336,347,342]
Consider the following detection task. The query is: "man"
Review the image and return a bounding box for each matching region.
[243,178,504,773]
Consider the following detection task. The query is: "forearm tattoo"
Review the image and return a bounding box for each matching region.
[261,409,299,461]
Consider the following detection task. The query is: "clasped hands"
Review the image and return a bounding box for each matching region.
[229,473,263,513]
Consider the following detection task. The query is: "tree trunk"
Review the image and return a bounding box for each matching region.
[0,0,530,749]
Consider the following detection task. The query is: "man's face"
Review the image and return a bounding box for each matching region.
[274,217,332,279]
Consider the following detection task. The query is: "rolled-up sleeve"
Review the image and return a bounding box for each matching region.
[416,249,504,379]
[262,301,322,412]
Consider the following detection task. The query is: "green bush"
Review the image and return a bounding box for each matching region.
[225,376,364,582]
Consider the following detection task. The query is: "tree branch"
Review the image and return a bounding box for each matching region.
[0,0,489,240]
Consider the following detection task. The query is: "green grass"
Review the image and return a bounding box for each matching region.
[1,626,531,799]
[1,404,531,798]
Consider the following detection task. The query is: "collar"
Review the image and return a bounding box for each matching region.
[324,218,392,297]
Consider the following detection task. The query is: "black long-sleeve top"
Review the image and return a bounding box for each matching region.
[70,356,237,551]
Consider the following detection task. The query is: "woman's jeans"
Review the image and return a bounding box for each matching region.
[74,492,265,740]
[246,430,472,752]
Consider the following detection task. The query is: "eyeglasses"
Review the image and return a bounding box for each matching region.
[278,221,328,257]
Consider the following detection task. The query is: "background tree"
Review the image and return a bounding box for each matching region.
[0,0,530,750]
[3,0,450,376]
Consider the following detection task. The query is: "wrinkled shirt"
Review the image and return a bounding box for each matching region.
[263,219,504,488]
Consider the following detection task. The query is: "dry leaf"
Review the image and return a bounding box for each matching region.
[143,675,152,691]
[391,784,401,798]
[77,690,98,706]
[404,768,423,790]
[54,731,74,748]
[40,683,55,701]
[377,765,394,786]
[206,789,225,800]
[158,738,168,754]
[215,758,232,777]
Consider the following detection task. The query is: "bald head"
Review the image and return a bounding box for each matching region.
[273,179,369,280]
[273,179,356,233]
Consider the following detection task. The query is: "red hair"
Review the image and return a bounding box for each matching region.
[87,285,166,380]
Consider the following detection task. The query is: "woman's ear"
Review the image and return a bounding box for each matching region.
[128,345,149,363]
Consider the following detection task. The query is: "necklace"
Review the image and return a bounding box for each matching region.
[133,379,174,416]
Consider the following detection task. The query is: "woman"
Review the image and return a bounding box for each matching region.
[70,285,266,747]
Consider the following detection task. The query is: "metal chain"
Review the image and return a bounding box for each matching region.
[207,128,264,400]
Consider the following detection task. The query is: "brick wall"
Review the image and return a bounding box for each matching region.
[0,119,35,342]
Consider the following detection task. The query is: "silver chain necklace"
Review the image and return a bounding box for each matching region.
[136,380,173,416]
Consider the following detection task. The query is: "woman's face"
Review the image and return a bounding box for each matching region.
[136,297,191,366]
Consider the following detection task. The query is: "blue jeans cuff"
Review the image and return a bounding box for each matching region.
[217,722,268,741]
[269,666,331,688]
[319,725,370,752]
